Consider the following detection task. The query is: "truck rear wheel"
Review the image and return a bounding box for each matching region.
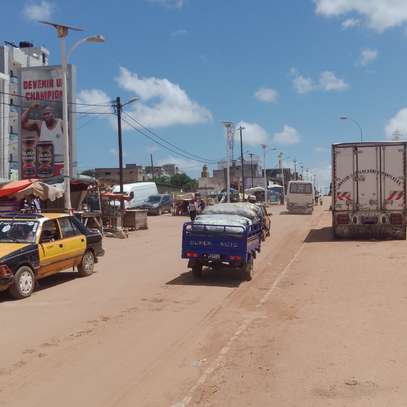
[241,258,253,281]
[191,263,203,278]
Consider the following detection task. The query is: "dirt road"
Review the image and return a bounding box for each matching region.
[1,203,407,406]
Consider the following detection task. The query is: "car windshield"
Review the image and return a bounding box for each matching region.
[146,195,162,203]
[0,221,38,243]
[289,183,313,194]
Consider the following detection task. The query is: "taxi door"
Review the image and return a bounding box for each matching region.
[57,217,86,267]
[38,219,66,278]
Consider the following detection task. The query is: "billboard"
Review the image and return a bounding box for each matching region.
[20,65,76,179]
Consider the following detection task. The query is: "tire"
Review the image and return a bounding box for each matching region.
[78,250,95,277]
[191,263,203,278]
[241,258,253,281]
[9,266,35,299]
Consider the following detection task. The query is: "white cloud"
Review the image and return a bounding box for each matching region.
[76,89,112,114]
[319,71,349,91]
[290,68,348,94]
[273,125,300,145]
[315,0,407,32]
[358,48,378,66]
[342,18,360,29]
[254,87,279,103]
[171,29,188,37]
[147,0,185,9]
[236,121,269,146]
[115,67,212,128]
[385,108,407,139]
[23,0,53,21]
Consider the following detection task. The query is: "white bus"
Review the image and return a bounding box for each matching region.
[286,181,314,214]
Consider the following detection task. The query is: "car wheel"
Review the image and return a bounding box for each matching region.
[9,266,35,299]
[78,250,95,277]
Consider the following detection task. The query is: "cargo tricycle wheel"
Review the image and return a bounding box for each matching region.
[241,258,253,281]
[191,263,203,278]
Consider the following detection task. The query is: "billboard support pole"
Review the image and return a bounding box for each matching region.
[60,34,72,213]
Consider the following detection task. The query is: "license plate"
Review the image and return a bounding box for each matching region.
[208,254,220,260]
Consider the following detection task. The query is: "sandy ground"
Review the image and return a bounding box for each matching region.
[1,202,407,406]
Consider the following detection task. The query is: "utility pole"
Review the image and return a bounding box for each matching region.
[278,152,285,201]
[115,96,124,211]
[248,153,254,188]
[114,96,139,211]
[293,158,297,180]
[223,122,234,203]
[238,126,245,200]
[150,153,155,181]
[261,144,267,202]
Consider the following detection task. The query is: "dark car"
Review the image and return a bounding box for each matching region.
[136,194,173,215]
[0,213,104,299]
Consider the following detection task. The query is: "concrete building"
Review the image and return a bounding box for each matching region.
[0,41,49,179]
[162,163,179,177]
[95,164,145,185]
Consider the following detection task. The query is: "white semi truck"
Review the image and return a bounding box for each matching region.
[332,142,407,239]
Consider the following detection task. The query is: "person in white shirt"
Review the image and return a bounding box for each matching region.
[21,103,64,163]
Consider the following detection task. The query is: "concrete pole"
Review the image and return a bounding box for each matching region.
[60,34,72,213]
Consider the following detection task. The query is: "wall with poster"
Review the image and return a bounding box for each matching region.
[20,65,76,179]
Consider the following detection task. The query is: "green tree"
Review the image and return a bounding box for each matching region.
[170,173,198,191]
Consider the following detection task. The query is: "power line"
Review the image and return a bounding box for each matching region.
[123,112,218,164]
[121,115,216,165]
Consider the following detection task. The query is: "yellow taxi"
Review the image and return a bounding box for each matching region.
[0,213,104,299]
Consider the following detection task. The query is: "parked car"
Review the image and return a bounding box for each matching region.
[136,194,173,215]
[0,213,104,299]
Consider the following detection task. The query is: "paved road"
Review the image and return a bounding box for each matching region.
[2,202,406,406]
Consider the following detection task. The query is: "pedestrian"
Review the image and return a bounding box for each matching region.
[188,199,197,221]
[195,193,205,213]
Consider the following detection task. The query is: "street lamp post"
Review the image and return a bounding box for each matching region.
[39,21,104,212]
[238,126,245,200]
[339,116,363,142]
[261,144,267,202]
[223,122,234,203]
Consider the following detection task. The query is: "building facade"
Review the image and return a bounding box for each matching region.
[0,41,49,180]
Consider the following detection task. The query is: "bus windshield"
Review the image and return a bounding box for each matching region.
[289,183,313,194]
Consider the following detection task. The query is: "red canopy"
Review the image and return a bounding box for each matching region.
[0,179,36,198]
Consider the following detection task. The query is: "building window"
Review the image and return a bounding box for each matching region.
[105,172,111,175]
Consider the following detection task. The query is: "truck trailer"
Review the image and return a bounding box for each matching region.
[332,142,407,239]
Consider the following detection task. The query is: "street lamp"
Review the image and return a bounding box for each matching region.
[339,115,363,142]
[39,21,105,212]
[222,122,234,203]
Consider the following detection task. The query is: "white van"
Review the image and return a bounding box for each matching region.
[111,182,158,209]
[286,181,314,214]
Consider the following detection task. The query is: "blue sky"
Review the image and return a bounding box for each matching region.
[4,0,407,186]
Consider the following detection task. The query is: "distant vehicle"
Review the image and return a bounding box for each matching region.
[111,182,158,209]
[286,181,314,214]
[0,213,104,299]
[136,194,173,215]
[332,141,407,239]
